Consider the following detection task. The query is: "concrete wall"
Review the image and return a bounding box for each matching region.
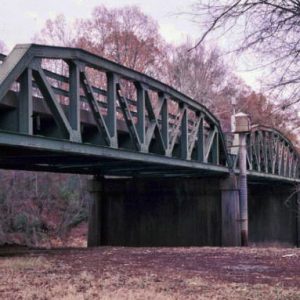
[248,183,298,246]
[99,177,222,246]
[88,176,299,247]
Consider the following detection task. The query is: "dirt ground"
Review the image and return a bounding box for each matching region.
[0,246,299,299]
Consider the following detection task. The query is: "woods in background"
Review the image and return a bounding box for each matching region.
[0,172,88,246]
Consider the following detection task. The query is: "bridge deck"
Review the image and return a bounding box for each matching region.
[0,130,298,184]
[0,131,229,177]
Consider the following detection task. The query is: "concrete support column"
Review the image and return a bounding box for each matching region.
[87,176,103,247]
[220,174,241,246]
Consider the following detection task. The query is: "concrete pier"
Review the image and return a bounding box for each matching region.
[220,175,241,246]
[87,176,299,247]
[87,176,103,247]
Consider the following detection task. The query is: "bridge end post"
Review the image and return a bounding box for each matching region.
[220,174,241,246]
[87,176,104,247]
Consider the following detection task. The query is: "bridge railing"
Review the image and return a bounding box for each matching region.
[0,44,231,169]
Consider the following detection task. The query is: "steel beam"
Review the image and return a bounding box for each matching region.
[0,131,230,174]
[68,60,82,142]
[18,68,33,134]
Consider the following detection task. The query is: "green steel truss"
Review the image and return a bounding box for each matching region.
[233,125,300,182]
[0,44,298,181]
[0,44,229,177]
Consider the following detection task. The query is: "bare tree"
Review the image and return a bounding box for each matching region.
[238,92,300,148]
[33,14,75,47]
[167,39,300,142]
[167,40,248,131]
[76,6,168,78]
[189,1,300,110]
[34,6,168,80]
[168,42,226,103]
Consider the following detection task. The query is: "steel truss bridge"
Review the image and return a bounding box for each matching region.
[0,44,299,183]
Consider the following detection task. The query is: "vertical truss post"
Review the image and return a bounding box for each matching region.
[290,154,294,178]
[136,82,146,151]
[286,149,291,178]
[18,68,33,135]
[264,132,269,173]
[275,138,281,175]
[246,133,253,170]
[281,145,287,177]
[291,156,295,178]
[197,117,204,162]
[251,133,257,171]
[68,61,82,142]
[107,72,118,148]
[180,107,188,159]
[293,156,298,178]
[160,93,169,154]
[270,133,275,174]
[212,128,219,165]
[256,132,261,172]
[283,145,287,177]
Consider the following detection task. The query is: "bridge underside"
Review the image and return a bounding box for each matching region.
[0,132,229,177]
[0,132,299,185]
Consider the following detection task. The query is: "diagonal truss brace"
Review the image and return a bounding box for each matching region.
[144,89,167,153]
[31,60,78,141]
[187,114,203,160]
[166,105,186,157]
[116,82,142,151]
[204,126,219,164]
[80,70,113,147]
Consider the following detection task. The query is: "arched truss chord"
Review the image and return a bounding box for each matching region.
[0,44,231,174]
[235,125,300,180]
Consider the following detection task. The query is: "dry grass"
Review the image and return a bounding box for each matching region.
[0,247,299,299]
[0,256,51,271]
[0,264,300,300]
[5,269,300,300]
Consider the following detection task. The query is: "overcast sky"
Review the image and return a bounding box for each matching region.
[0,0,260,89]
[0,0,198,47]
